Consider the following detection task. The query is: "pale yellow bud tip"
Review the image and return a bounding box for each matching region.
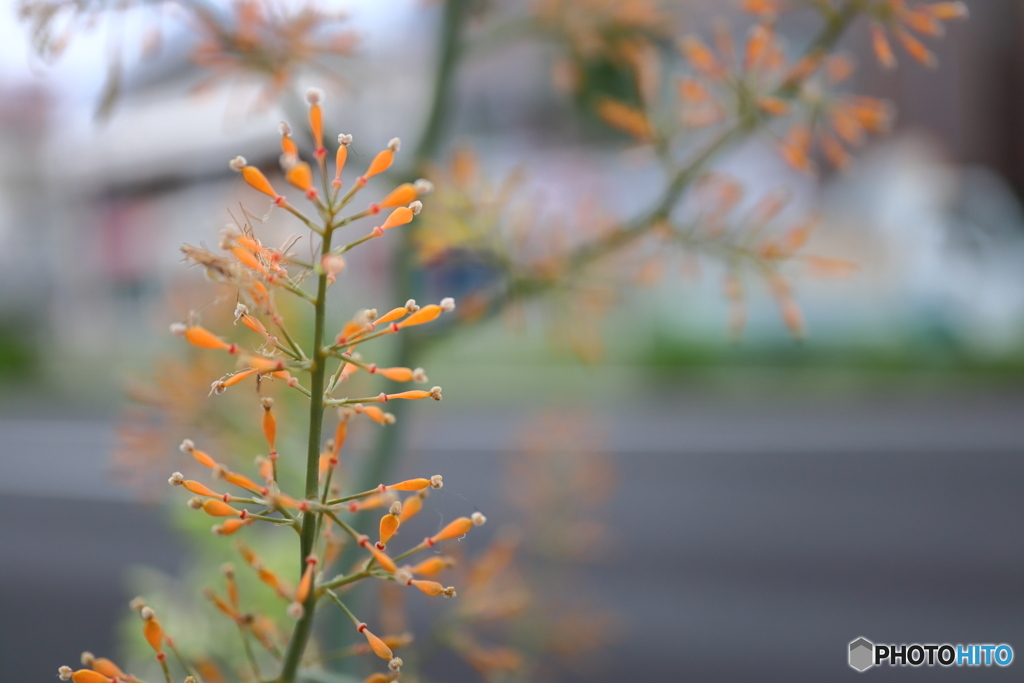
[261,397,274,409]
[287,602,305,620]
[229,156,247,171]
[442,586,456,597]
[185,677,197,683]
[409,200,423,215]
[129,597,146,611]
[440,297,455,312]
[338,133,353,145]
[430,474,443,489]
[306,88,324,104]
[58,666,73,680]
[414,178,434,195]
[388,657,403,672]
[279,121,291,135]
[221,563,235,577]
[395,568,413,584]
[234,302,249,319]
[405,299,419,312]
[140,606,156,620]
[169,322,187,336]
[187,496,203,510]
[80,652,95,666]
[169,472,184,485]
[412,367,428,383]
[179,439,195,453]
[389,500,403,515]
[471,511,486,526]
[388,137,401,152]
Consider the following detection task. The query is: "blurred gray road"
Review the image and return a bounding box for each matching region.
[3,390,1023,681]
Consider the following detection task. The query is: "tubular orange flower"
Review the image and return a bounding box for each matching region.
[386,478,432,492]
[347,493,391,513]
[409,579,453,597]
[360,406,394,425]
[261,397,277,453]
[679,35,726,79]
[396,299,453,329]
[180,440,217,469]
[286,161,316,196]
[221,368,258,388]
[224,565,239,609]
[361,675,391,683]
[359,537,397,572]
[140,608,164,653]
[240,355,286,373]
[379,183,418,208]
[380,206,415,231]
[378,504,401,547]
[308,90,324,151]
[595,98,654,140]
[182,479,223,498]
[280,122,298,158]
[358,624,394,660]
[231,245,268,276]
[412,556,453,577]
[361,138,400,181]
[427,513,484,546]
[333,134,352,187]
[69,671,112,683]
[200,499,240,517]
[204,588,240,621]
[376,366,413,382]
[182,326,235,353]
[398,492,425,523]
[220,469,266,494]
[231,157,282,202]
[80,654,127,681]
[213,518,253,536]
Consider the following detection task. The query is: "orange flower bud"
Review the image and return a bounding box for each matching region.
[360,406,394,425]
[241,166,280,200]
[387,478,431,492]
[379,183,418,208]
[295,557,317,604]
[679,36,725,79]
[428,514,484,546]
[348,493,391,513]
[897,6,944,37]
[387,390,438,401]
[180,440,217,469]
[261,397,277,453]
[183,480,222,498]
[201,499,240,517]
[363,143,397,180]
[183,326,233,352]
[924,2,968,21]
[373,366,408,382]
[256,566,287,596]
[204,588,240,621]
[213,518,253,536]
[757,97,789,117]
[398,492,424,523]
[333,417,349,459]
[358,625,394,660]
[894,27,936,67]
[870,23,897,69]
[70,671,112,683]
[241,355,286,373]
[231,245,268,275]
[280,122,298,158]
[334,134,352,186]
[222,368,258,388]
[221,470,265,494]
[379,512,400,546]
[256,455,273,482]
[743,24,773,72]
[412,556,453,577]
[83,656,127,681]
[361,674,392,683]
[397,305,442,328]
[595,98,653,140]
[309,107,323,151]
[380,206,414,231]
[140,608,164,653]
[286,161,315,194]
[360,537,397,572]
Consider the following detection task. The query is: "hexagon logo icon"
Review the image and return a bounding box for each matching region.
[849,637,874,672]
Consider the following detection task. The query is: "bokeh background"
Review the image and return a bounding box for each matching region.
[2,0,1023,681]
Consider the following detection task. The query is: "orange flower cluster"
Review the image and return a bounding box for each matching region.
[60,91,485,683]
